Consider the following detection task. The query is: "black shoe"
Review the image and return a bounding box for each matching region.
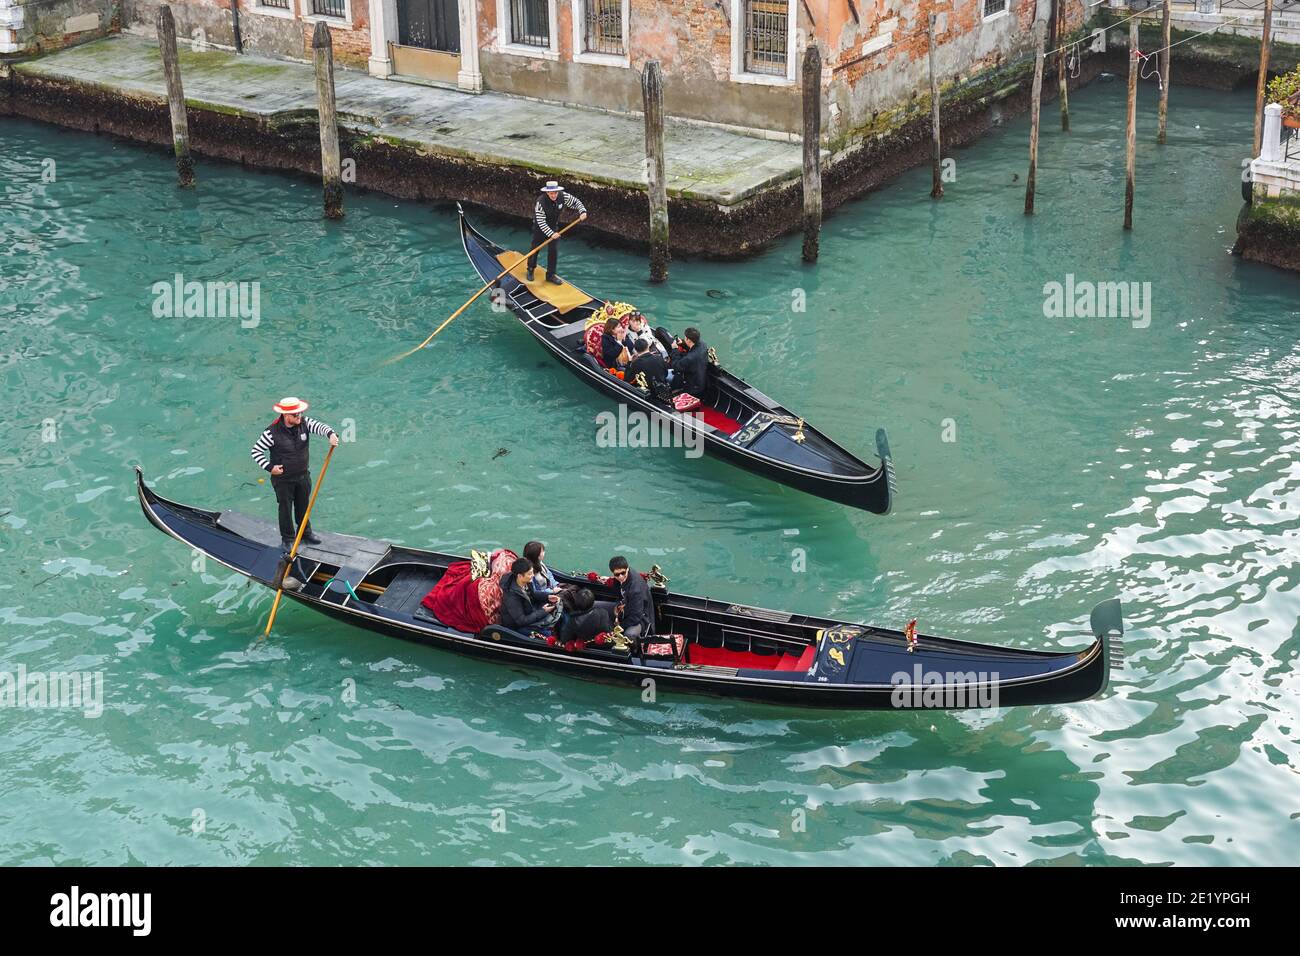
[304,533,323,545]
[526,269,535,281]
[281,537,295,551]
[546,274,563,285]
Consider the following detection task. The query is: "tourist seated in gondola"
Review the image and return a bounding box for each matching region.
[558,588,614,643]
[500,558,561,634]
[609,556,653,639]
[626,312,669,358]
[625,338,671,399]
[600,316,632,370]
[669,327,709,407]
[523,540,564,603]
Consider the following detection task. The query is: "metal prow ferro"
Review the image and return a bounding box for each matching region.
[1090,598,1126,695]
[876,427,896,514]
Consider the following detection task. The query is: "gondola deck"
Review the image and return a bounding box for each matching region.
[456,206,896,514]
[137,469,1123,710]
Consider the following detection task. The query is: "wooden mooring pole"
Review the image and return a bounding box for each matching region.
[1125,19,1138,231]
[157,6,195,188]
[1054,0,1069,132]
[1025,20,1046,216]
[641,59,669,283]
[1157,0,1171,144]
[312,21,343,220]
[1254,0,1275,157]
[928,14,943,200]
[801,43,822,263]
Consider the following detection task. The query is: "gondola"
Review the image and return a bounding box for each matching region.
[137,469,1123,710]
[456,206,895,514]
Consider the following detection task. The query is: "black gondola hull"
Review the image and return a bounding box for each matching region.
[455,208,895,515]
[137,469,1119,711]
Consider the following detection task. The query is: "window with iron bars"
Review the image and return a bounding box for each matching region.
[742,0,789,77]
[259,0,290,9]
[982,0,1008,18]
[310,0,347,18]
[509,0,551,47]
[582,0,624,56]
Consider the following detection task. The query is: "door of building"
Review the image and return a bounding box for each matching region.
[392,0,461,83]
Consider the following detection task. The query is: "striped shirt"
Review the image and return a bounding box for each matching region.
[250,416,335,472]
[534,192,587,237]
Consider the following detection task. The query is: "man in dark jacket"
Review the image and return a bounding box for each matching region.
[671,327,708,398]
[609,556,653,639]
[249,396,339,549]
[625,339,670,398]
[527,180,587,284]
[500,558,559,634]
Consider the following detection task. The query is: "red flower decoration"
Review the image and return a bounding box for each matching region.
[594,634,607,646]
[587,572,600,582]
[546,635,558,646]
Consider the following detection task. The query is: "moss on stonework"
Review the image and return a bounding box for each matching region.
[824,28,1095,155]
[1236,196,1300,271]
[1243,195,1300,234]
[1103,12,1300,74]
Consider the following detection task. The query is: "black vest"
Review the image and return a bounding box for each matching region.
[266,418,311,479]
[536,193,564,233]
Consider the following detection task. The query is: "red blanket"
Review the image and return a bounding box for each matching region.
[421,549,517,633]
[422,561,486,633]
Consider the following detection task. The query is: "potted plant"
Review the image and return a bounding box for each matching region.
[1267,69,1300,128]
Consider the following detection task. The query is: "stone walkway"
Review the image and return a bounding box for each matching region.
[13,34,804,205]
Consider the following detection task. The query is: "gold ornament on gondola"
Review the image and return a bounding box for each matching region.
[706,346,719,366]
[633,371,650,394]
[608,622,632,653]
[648,564,670,588]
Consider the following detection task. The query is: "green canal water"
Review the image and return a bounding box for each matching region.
[2,80,1298,866]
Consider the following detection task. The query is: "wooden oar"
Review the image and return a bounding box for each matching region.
[384,217,584,365]
[261,443,337,639]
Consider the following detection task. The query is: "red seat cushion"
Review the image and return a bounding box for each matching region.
[699,406,742,435]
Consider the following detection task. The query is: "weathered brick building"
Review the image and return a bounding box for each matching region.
[4,1,1090,141]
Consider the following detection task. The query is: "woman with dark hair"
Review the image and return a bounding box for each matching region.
[523,541,562,606]
[600,316,631,370]
[559,588,614,643]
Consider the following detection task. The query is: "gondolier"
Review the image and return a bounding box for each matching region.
[249,397,339,548]
[527,180,587,284]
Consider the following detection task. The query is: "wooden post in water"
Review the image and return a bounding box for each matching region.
[1125,19,1138,231]
[157,6,195,188]
[313,21,343,220]
[1025,20,1046,216]
[1254,0,1275,157]
[1054,0,1069,132]
[1157,0,1171,144]
[928,14,943,199]
[641,60,669,283]
[801,43,822,263]
[231,0,244,54]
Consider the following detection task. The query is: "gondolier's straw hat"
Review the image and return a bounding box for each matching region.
[274,397,309,414]
[542,181,563,193]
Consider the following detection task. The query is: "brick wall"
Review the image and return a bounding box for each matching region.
[104,1,1095,138]
[1,0,119,55]
[120,0,371,69]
